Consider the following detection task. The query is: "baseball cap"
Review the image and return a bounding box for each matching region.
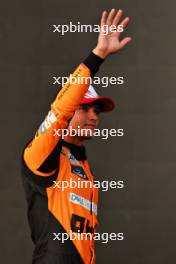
[80,85,115,112]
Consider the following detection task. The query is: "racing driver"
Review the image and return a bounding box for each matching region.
[21,8,131,264]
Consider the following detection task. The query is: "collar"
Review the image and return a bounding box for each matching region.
[62,140,87,161]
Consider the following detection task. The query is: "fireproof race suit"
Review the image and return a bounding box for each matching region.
[21,52,104,264]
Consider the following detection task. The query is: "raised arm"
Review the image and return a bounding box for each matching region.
[22,8,131,185]
[23,53,104,182]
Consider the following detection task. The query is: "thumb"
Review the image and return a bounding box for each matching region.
[119,37,132,49]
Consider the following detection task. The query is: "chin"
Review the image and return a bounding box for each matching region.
[79,135,93,140]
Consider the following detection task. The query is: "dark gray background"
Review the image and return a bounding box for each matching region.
[1,0,176,263]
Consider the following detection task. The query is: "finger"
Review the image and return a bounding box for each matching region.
[120,17,130,30]
[119,37,132,49]
[116,17,130,37]
[112,9,123,26]
[101,10,108,27]
[106,8,116,25]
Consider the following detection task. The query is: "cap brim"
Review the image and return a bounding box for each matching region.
[80,96,115,112]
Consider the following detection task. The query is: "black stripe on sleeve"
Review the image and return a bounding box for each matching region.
[83,52,104,77]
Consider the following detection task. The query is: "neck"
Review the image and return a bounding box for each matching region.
[64,135,84,146]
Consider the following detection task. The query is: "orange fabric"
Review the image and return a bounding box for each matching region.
[23,62,99,263]
[24,63,91,175]
[47,146,99,264]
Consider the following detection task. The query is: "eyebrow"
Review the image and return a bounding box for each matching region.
[80,103,101,110]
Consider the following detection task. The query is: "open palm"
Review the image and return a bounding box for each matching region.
[93,9,131,58]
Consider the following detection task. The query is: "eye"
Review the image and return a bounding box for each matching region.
[94,106,101,115]
[79,105,89,111]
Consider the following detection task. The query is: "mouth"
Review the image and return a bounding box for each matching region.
[84,124,97,129]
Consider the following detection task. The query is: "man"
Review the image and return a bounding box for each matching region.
[21,8,131,264]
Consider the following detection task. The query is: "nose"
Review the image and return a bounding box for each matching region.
[88,108,99,122]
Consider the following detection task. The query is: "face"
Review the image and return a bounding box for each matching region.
[68,103,101,140]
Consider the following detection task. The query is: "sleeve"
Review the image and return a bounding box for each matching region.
[22,52,104,185]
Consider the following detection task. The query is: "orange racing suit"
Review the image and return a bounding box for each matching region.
[21,52,104,264]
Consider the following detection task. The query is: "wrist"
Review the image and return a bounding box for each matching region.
[83,52,105,77]
[92,47,108,59]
